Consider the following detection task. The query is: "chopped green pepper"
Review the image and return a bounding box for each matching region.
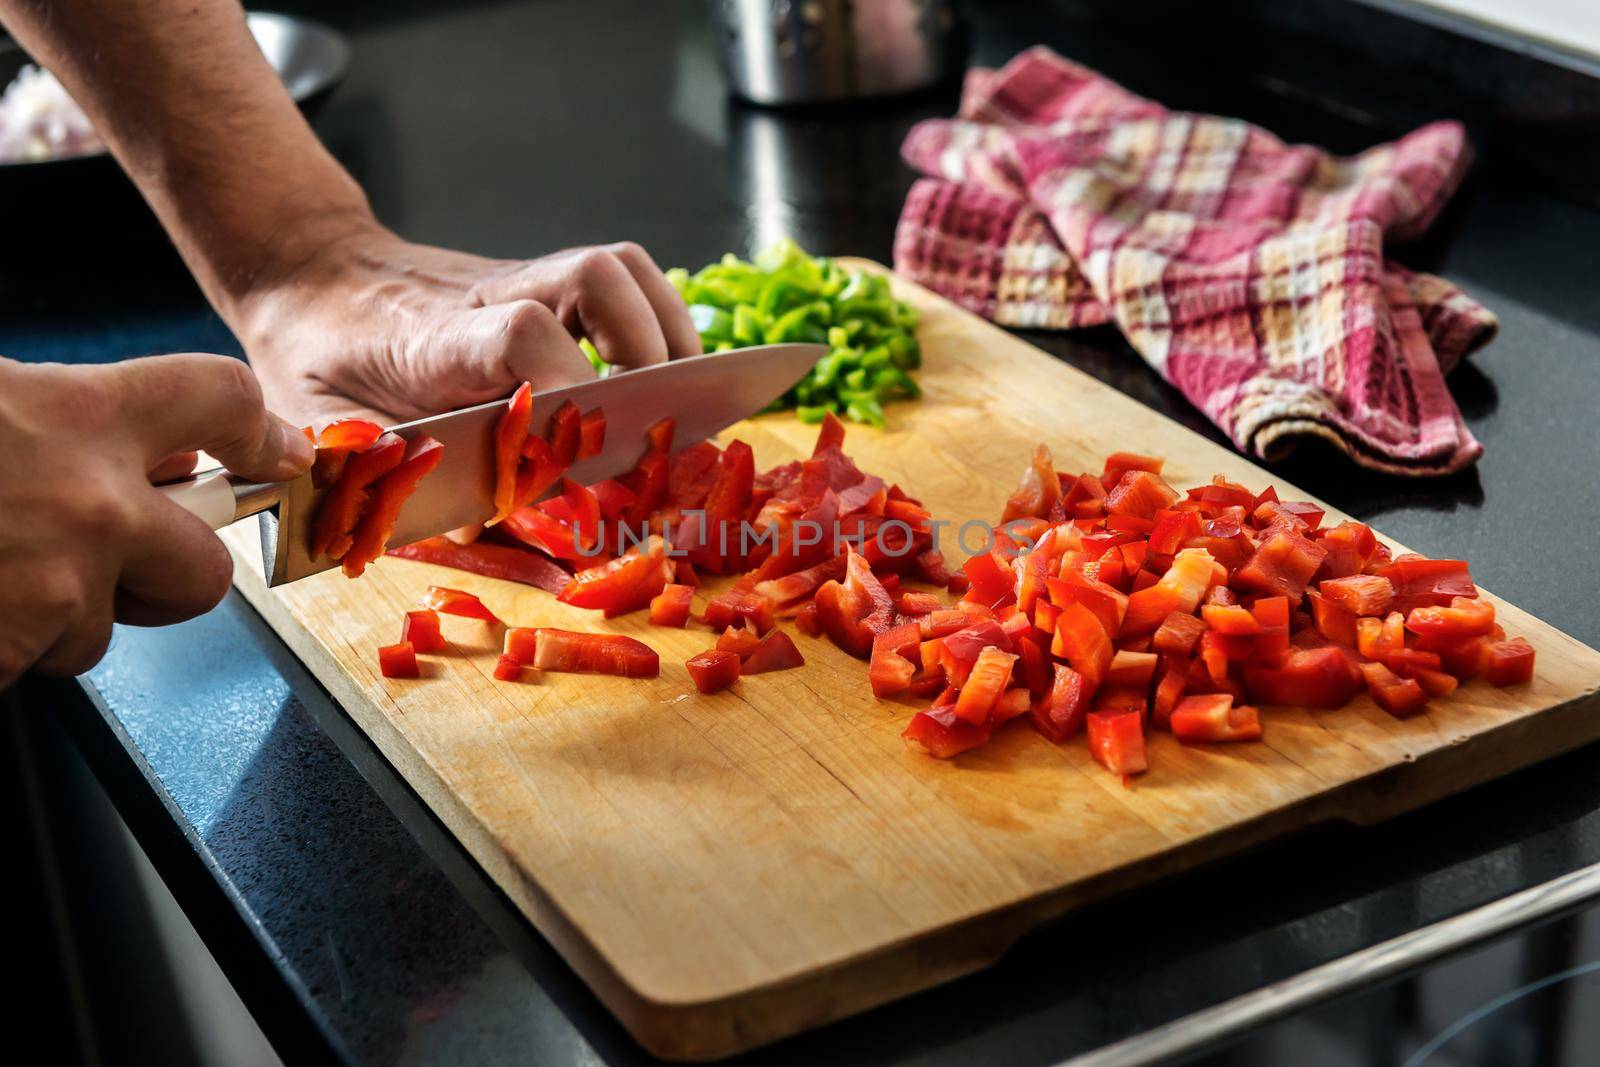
[669,239,921,426]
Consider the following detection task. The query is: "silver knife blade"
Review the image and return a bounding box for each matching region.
[260,342,826,585]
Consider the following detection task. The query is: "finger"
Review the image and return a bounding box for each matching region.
[606,242,703,359]
[108,353,314,482]
[492,250,669,371]
[116,489,236,628]
[25,559,115,678]
[0,597,70,688]
[149,450,200,483]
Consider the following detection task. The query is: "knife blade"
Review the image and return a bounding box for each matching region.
[157,343,827,586]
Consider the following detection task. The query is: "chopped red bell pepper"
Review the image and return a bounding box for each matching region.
[1359,661,1428,717]
[1170,694,1262,743]
[342,436,446,577]
[492,654,524,682]
[1052,602,1114,691]
[740,629,806,674]
[902,700,993,759]
[1047,569,1128,639]
[1086,709,1147,776]
[1151,669,1188,730]
[1001,444,1061,522]
[1307,590,1359,647]
[1483,637,1535,686]
[378,641,419,678]
[1356,611,1407,661]
[1319,574,1394,616]
[1153,611,1208,657]
[648,583,694,628]
[953,646,1017,725]
[686,649,741,693]
[1200,603,1262,636]
[402,609,445,654]
[813,546,895,657]
[578,408,606,459]
[1025,663,1085,742]
[1104,469,1179,520]
[1122,547,1217,635]
[1250,596,1291,660]
[546,400,582,469]
[310,417,384,488]
[421,586,501,624]
[1105,649,1158,690]
[1233,530,1326,602]
[499,506,587,562]
[1243,646,1360,708]
[1375,556,1476,614]
[1404,596,1495,643]
[533,629,659,677]
[870,623,921,698]
[962,550,1017,609]
[701,589,776,635]
[489,383,534,525]
[1100,452,1163,491]
[310,431,406,560]
[554,478,603,554]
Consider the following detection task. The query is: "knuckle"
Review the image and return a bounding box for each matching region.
[501,300,558,344]
[576,248,626,286]
[606,240,649,265]
[32,566,88,620]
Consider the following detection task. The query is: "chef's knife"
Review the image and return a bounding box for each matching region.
[157,343,827,586]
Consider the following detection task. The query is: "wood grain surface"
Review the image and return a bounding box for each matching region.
[223,261,1600,1060]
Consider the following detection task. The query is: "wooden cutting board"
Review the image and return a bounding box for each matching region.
[224,260,1600,1061]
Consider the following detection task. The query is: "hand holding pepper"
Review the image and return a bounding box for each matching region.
[0,355,313,686]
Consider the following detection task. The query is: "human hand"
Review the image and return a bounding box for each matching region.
[230,222,702,426]
[0,354,313,685]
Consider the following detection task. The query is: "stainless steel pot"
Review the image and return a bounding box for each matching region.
[710,0,965,106]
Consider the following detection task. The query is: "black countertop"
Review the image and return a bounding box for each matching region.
[8,1,1600,1063]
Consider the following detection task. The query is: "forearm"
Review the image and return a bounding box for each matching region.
[0,0,374,316]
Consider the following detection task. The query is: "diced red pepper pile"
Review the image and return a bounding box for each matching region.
[343,385,1535,773]
[893,447,1535,778]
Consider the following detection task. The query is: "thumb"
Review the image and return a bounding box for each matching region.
[108,353,313,482]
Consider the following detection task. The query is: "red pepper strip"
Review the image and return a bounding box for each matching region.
[532,629,659,677]
[421,585,501,624]
[387,536,572,594]
[557,543,671,618]
[342,436,446,578]
[695,440,755,571]
[489,383,534,525]
[578,408,606,459]
[686,649,740,693]
[953,646,1017,725]
[402,609,445,653]
[310,417,384,488]
[558,478,603,554]
[499,507,587,562]
[1086,709,1147,776]
[1404,596,1495,643]
[378,641,419,678]
[309,432,406,560]
[547,400,582,469]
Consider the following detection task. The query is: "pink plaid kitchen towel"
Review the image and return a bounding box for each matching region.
[894,49,1499,475]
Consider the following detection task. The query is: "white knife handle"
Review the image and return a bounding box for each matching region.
[158,470,240,530]
[156,470,282,531]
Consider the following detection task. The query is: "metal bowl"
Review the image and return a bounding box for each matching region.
[711,0,965,106]
[0,11,348,173]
